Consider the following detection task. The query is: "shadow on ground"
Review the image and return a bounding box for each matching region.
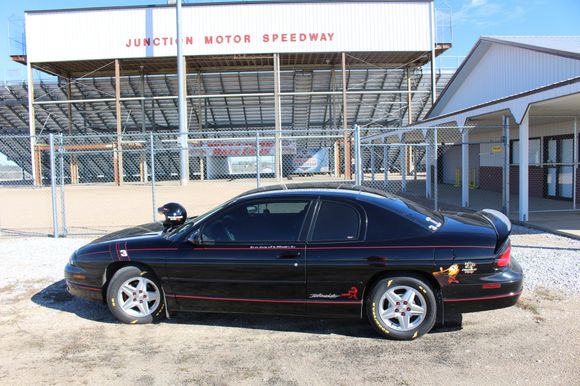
[32,280,460,337]
[31,280,116,323]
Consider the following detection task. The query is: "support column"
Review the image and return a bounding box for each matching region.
[114,59,123,186]
[26,61,39,186]
[573,117,577,210]
[519,111,529,221]
[273,53,282,181]
[429,1,437,105]
[401,144,407,192]
[176,0,189,185]
[342,52,351,180]
[461,128,469,207]
[140,68,147,183]
[502,115,510,215]
[353,125,362,185]
[67,77,79,184]
[406,67,413,125]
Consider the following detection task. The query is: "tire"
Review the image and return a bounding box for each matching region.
[366,275,437,340]
[106,266,166,324]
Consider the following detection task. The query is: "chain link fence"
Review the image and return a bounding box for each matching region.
[0,129,350,237]
[1,125,578,237]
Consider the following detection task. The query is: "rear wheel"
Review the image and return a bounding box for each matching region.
[366,275,437,340]
[106,266,166,324]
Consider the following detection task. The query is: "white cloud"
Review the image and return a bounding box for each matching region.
[451,0,529,28]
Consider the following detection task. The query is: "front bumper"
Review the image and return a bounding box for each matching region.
[443,257,524,314]
[64,263,103,302]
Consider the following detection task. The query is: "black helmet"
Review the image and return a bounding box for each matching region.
[157,202,187,228]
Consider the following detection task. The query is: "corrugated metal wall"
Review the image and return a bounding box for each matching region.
[26,2,431,63]
[440,43,580,115]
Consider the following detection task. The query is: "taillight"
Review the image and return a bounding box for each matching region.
[497,243,511,267]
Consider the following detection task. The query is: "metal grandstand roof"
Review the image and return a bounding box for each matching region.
[11,49,451,79]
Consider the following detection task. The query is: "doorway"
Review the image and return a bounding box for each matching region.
[544,135,574,200]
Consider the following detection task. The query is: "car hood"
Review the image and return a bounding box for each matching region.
[89,222,166,244]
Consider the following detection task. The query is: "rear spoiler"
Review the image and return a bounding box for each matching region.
[478,209,511,252]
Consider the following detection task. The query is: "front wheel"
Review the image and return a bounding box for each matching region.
[106,266,166,324]
[366,275,437,340]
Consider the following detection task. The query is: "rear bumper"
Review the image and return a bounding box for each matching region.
[64,263,103,302]
[443,257,523,314]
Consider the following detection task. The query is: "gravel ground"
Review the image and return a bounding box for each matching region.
[0,227,579,385]
[510,225,580,294]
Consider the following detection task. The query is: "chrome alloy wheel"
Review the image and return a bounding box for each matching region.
[116,277,161,318]
[378,285,427,332]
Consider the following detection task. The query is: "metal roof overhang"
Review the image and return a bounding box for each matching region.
[13,46,450,78]
[362,77,580,142]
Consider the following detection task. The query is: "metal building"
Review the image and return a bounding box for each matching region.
[376,36,580,223]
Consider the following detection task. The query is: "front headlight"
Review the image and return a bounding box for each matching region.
[69,252,77,266]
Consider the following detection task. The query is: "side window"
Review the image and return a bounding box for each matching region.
[201,200,310,243]
[311,200,361,242]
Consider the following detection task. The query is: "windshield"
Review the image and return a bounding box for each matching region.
[165,198,235,239]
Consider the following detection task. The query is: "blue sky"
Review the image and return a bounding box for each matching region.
[0,0,579,80]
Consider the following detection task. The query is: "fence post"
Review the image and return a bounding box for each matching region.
[401,144,407,193]
[502,116,510,215]
[383,144,388,189]
[256,131,261,188]
[58,133,67,237]
[370,145,375,182]
[49,134,58,238]
[150,132,157,222]
[354,125,362,185]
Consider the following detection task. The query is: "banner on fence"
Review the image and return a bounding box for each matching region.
[292,148,330,173]
[190,139,296,157]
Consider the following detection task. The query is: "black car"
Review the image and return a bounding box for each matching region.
[65,183,523,340]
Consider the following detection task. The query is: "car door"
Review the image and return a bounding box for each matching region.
[165,197,313,315]
[304,198,367,317]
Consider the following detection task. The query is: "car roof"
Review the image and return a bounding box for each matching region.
[235,182,401,203]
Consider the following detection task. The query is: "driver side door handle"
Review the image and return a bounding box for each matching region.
[278,251,302,259]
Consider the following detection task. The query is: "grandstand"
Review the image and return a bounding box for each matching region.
[0,1,454,185]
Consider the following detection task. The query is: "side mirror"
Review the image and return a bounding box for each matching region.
[187,229,201,246]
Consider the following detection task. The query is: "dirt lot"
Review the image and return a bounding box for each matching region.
[1,233,579,385]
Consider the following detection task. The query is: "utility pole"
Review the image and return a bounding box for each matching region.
[176,0,189,185]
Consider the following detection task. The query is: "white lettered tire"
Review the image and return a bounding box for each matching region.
[367,275,437,340]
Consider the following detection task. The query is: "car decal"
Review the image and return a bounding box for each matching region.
[197,245,494,251]
[340,286,359,299]
[126,247,180,252]
[166,293,362,305]
[77,250,110,257]
[433,264,460,284]
[443,291,522,303]
[115,242,121,261]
